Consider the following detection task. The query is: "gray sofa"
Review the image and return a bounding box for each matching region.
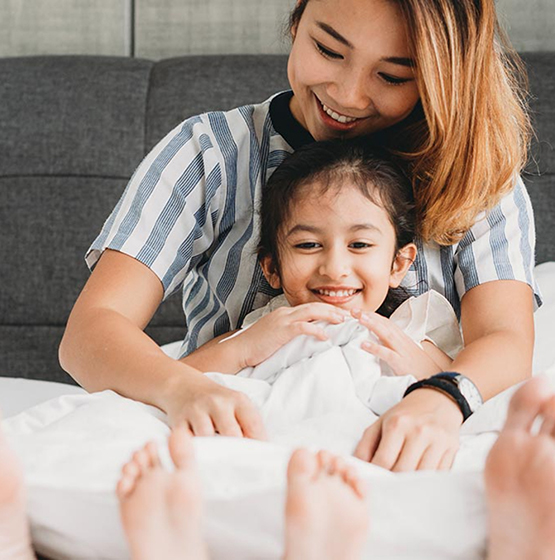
[1,53,554,385]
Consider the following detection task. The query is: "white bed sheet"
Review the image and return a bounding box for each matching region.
[1,262,554,560]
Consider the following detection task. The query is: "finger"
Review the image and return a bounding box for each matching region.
[357,312,406,347]
[437,448,457,471]
[169,423,196,470]
[292,303,349,323]
[235,400,267,440]
[353,423,382,462]
[371,428,406,471]
[292,322,329,341]
[391,437,430,472]
[189,413,217,437]
[361,340,402,367]
[210,406,243,438]
[415,444,448,471]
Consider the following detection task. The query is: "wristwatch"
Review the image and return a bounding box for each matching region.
[403,372,483,421]
[433,372,483,414]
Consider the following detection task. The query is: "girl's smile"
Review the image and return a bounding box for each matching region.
[261,181,415,313]
[287,0,420,141]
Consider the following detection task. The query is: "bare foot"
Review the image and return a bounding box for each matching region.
[485,376,555,560]
[117,424,209,560]
[0,412,36,560]
[283,448,369,560]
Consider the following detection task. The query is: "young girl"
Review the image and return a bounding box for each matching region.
[60,0,539,472]
[182,139,455,387]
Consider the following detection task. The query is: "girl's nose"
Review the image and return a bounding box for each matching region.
[318,250,350,279]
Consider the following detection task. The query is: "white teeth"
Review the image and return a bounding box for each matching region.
[316,289,358,297]
[322,103,358,124]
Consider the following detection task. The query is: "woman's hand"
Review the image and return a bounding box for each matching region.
[162,369,267,439]
[352,309,447,380]
[354,388,463,471]
[232,303,348,369]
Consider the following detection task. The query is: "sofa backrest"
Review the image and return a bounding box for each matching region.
[0,53,553,383]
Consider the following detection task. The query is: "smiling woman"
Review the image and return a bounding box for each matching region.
[60,0,538,475]
[287,0,420,140]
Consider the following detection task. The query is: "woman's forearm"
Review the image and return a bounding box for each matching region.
[448,329,533,401]
[453,280,535,401]
[59,306,202,413]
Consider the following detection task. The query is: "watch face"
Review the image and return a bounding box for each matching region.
[459,377,483,411]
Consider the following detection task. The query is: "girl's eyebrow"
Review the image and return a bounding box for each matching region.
[315,21,416,68]
[286,223,382,237]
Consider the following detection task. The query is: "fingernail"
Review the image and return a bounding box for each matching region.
[334,314,345,322]
[351,308,361,316]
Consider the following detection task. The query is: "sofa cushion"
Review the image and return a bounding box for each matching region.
[0,56,153,178]
[145,55,289,150]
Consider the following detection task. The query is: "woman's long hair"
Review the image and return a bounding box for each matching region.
[289,0,532,245]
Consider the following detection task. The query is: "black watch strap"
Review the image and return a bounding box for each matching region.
[403,377,472,421]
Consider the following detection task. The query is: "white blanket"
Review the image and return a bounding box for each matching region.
[3,266,555,560]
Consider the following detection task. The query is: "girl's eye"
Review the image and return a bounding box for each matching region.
[315,41,343,60]
[379,73,411,86]
[295,242,321,250]
[350,242,372,249]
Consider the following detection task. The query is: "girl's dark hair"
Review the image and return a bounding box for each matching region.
[258,139,416,317]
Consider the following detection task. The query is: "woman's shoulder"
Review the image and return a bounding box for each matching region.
[163,92,288,162]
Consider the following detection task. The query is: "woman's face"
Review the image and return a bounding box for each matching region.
[288,0,420,141]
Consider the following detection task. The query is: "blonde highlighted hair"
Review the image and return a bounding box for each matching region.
[289,0,532,244]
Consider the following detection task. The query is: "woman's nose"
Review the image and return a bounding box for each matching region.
[335,67,371,112]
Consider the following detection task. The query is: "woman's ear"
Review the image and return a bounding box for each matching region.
[260,254,282,289]
[389,243,417,288]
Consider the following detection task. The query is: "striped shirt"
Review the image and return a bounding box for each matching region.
[86,91,541,357]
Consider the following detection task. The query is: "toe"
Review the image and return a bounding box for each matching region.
[505,377,553,431]
[287,449,318,485]
[316,450,335,475]
[539,395,555,436]
[145,441,161,468]
[116,474,135,499]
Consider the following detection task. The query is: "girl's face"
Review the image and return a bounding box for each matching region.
[288,0,420,141]
[261,182,416,312]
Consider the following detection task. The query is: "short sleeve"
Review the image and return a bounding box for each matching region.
[86,115,223,300]
[453,176,542,309]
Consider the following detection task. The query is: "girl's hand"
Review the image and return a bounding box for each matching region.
[162,370,267,439]
[354,388,463,471]
[234,303,348,368]
[352,309,446,380]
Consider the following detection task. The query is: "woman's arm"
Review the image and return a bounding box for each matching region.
[354,280,535,471]
[59,249,266,438]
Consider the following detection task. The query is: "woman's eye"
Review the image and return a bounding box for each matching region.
[379,73,411,86]
[315,41,343,60]
[295,242,320,249]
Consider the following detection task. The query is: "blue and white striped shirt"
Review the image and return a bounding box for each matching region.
[86,91,541,357]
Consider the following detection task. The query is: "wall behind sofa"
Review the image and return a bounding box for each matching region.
[0,0,554,58]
